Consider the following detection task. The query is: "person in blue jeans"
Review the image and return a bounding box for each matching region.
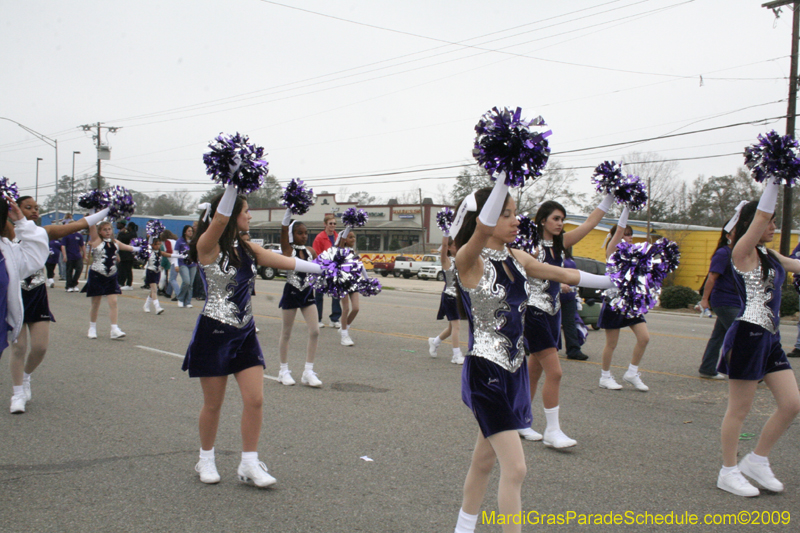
[698,220,743,378]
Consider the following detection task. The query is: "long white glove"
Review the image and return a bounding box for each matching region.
[757,179,780,215]
[282,208,293,226]
[597,193,614,213]
[577,270,614,289]
[618,206,630,228]
[217,184,238,218]
[477,177,509,227]
[294,258,322,274]
[84,208,110,226]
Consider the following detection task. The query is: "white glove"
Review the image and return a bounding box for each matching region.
[577,271,614,289]
[757,179,780,215]
[84,208,110,226]
[597,193,614,213]
[618,206,630,229]
[294,258,322,274]
[131,246,142,252]
[477,177,509,228]
[217,183,238,217]
[282,208,293,226]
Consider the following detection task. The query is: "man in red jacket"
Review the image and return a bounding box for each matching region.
[312,214,342,328]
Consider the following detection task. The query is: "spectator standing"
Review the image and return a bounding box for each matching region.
[312,214,341,328]
[61,231,85,292]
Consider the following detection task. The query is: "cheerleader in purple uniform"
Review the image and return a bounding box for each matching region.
[276,211,321,388]
[1,197,49,414]
[517,195,613,446]
[428,233,463,364]
[452,183,613,533]
[184,185,322,487]
[142,236,165,315]
[82,220,139,340]
[597,207,652,392]
[338,231,361,347]
[715,195,800,497]
[9,196,108,413]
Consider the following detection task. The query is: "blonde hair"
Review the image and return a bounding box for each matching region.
[97,221,112,231]
[324,214,336,224]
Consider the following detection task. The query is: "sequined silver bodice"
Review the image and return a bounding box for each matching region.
[526,241,561,315]
[200,250,255,328]
[90,241,117,276]
[458,247,528,373]
[21,268,46,291]
[734,262,777,334]
[443,262,457,297]
[145,250,159,272]
[286,246,312,291]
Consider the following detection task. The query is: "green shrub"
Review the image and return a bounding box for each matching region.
[660,285,701,309]
[781,283,798,317]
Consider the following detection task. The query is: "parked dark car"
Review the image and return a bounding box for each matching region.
[371,258,395,277]
[572,256,606,329]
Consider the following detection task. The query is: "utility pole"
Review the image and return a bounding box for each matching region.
[763,0,800,255]
[79,122,120,190]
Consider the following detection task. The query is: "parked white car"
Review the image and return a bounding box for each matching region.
[393,254,439,279]
[418,260,444,281]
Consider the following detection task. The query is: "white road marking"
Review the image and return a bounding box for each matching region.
[135,345,184,359]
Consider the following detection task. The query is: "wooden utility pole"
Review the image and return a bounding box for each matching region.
[79,122,120,190]
[763,0,800,255]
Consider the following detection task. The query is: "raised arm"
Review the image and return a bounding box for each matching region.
[563,193,613,249]
[454,183,507,289]
[732,182,778,270]
[604,207,630,260]
[196,184,238,265]
[280,208,293,257]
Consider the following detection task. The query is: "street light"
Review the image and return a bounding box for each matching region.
[35,157,43,202]
[71,151,80,214]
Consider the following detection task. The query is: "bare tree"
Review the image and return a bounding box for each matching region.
[621,151,680,221]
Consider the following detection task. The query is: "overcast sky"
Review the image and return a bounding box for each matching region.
[1,0,796,209]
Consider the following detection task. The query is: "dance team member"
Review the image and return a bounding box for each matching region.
[82,220,139,340]
[276,209,321,387]
[452,182,613,533]
[597,207,651,392]
[715,194,800,496]
[0,197,49,414]
[184,184,321,487]
[142,236,165,315]
[428,232,463,364]
[10,196,109,413]
[338,231,361,347]
[697,206,744,379]
[517,195,612,445]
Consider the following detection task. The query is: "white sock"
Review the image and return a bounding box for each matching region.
[749,452,769,464]
[452,347,462,357]
[23,373,31,383]
[720,465,737,476]
[89,322,97,329]
[455,508,479,533]
[12,385,23,396]
[433,336,442,346]
[601,370,611,379]
[280,363,289,373]
[145,296,152,303]
[626,364,638,375]
[304,362,314,372]
[199,448,215,460]
[543,406,560,432]
[341,327,348,337]
[111,324,119,329]
[241,451,258,465]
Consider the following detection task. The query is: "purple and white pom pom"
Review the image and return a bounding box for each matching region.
[591,161,624,194]
[203,132,269,194]
[77,190,106,211]
[357,276,382,297]
[131,238,151,263]
[281,178,314,215]
[306,247,362,298]
[105,185,136,221]
[606,238,680,319]
[146,220,166,239]
[614,175,648,211]
[341,207,368,228]
[744,130,800,186]
[436,207,454,234]
[472,107,551,187]
[509,213,539,254]
[0,177,19,200]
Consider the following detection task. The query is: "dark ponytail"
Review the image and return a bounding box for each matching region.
[731,201,775,281]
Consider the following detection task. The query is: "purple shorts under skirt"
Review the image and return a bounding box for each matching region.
[183,315,264,377]
[279,284,315,310]
[437,293,459,321]
[524,306,561,353]
[145,269,160,286]
[22,285,55,323]
[462,356,532,438]
[718,320,791,381]
[597,301,645,330]
[81,270,121,297]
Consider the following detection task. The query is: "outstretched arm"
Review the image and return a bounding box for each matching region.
[563,193,613,248]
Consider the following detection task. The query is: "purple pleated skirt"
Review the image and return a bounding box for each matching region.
[22,285,55,323]
[278,284,315,310]
[524,306,561,353]
[437,293,459,321]
[462,356,532,438]
[81,270,121,297]
[182,315,264,377]
[718,320,791,380]
[597,301,645,330]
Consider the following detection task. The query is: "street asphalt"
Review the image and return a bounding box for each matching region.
[1,273,798,532]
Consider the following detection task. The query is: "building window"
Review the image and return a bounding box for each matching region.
[387,232,420,251]
[356,233,381,252]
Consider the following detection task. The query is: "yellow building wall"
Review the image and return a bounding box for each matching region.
[566,222,799,290]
